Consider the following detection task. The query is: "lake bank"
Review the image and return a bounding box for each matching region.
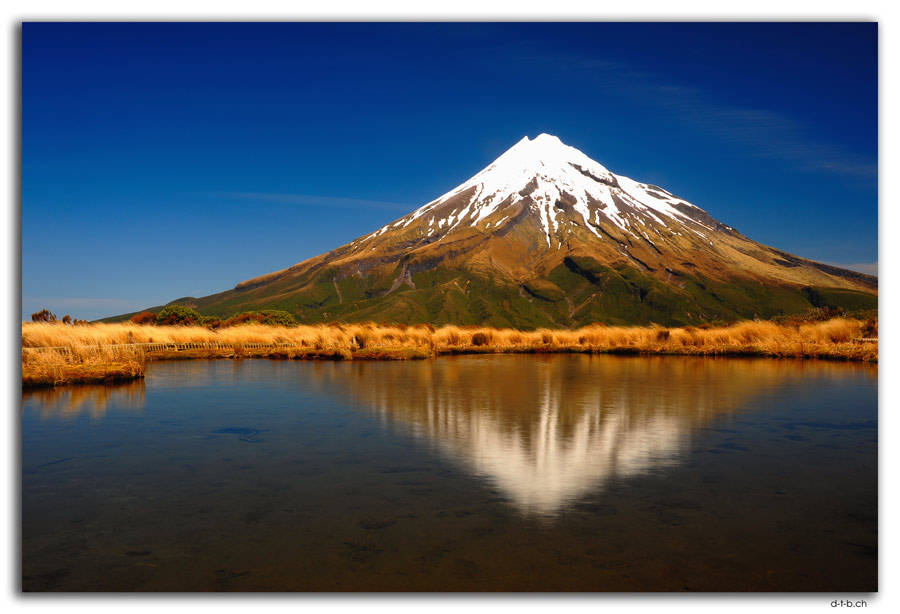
[22,318,878,388]
[22,355,877,590]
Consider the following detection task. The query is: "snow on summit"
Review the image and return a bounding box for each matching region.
[226,132,875,329]
[361,134,716,248]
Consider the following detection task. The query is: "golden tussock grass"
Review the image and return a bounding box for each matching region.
[22,317,876,387]
[22,344,146,388]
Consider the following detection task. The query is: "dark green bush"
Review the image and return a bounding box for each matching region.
[771,307,846,326]
[257,310,298,327]
[221,310,298,328]
[156,305,203,326]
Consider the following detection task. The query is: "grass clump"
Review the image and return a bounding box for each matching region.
[22,345,146,388]
[21,308,877,387]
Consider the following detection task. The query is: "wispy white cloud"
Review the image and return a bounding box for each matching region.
[22,297,155,321]
[647,85,876,179]
[823,261,878,276]
[26,297,148,310]
[213,192,414,212]
[535,55,876,180]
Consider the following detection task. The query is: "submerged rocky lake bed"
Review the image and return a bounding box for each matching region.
[21,355,877,591]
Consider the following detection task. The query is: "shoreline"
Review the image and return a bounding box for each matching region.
[22,327,877,388]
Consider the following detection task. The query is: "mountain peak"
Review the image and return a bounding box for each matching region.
[177,134,876,328]
[513,132,566,150]
[366,133,711,247]
[499,133,594,171]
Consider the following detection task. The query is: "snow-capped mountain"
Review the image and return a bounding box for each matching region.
[358,133,722,250]
[144,134,876,327]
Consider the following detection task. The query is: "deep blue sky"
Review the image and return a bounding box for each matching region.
[22,22,878,320]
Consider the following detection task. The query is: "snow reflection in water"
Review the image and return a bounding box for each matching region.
[21,355,877,591]
[320,355,854,516]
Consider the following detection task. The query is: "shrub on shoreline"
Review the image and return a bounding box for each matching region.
[156,305,204,326]
[23,309,877,361]
[20,307,877,387]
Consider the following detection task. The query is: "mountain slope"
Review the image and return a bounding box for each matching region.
[130,134,876,327]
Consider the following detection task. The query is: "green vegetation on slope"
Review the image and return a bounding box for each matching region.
[102,255,876,329]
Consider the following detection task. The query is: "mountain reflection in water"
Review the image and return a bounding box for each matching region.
[304,355,869,517]
[21,355,873,517]
[22,380,146,421]
[21,356,876,591]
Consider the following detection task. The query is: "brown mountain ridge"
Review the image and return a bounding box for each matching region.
[117,134,876,327]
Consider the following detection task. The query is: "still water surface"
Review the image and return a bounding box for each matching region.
[22,355,877,591]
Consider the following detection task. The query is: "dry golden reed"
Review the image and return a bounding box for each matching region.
[23,315,876,367]
[22,343,146,387]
